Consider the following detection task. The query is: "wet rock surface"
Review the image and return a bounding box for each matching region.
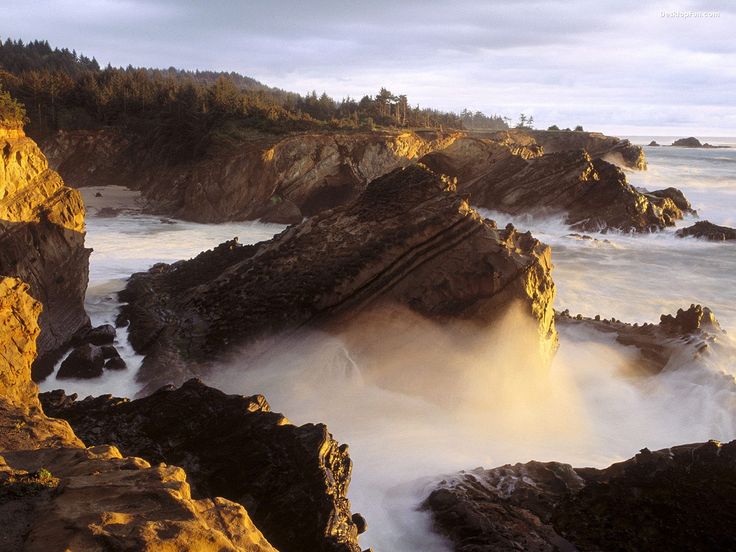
[676,220,736,241]
[557,304,724,373]
[0,125,90,379]
[118,164,557,390]
[42,378,363,552]
[426,440,736,552]
[57,343,104,379]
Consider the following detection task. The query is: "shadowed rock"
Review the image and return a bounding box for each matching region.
[42,378,363,552]
[117,164,557,391]
[426,440,736,552]
[677,220,736,241]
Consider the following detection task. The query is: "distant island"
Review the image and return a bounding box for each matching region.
[672,137,730,148]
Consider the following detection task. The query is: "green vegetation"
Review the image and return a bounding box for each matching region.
[0,37,508,162]
[515,113,534,129]
[0,467,59,502]
[0,83,26,127]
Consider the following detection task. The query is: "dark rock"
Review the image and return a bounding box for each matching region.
[100,345,119,359]
[57,344,104,379]
[351,513,367,534]
[648,140,660,146]
[95,207,120,217]
[673,137,703,147]
[120,165,557,391]
[104,356,127,370]
[426,440,736,552]
[41,378,362,552]
[94,191,102,197]
[557,304,723,373]
[74,324,116,346]
[676,220,736,241]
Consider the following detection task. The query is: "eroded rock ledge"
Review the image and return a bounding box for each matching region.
[0,277,275,551]
[0,124,90,378]
[425,440,736,552]
[118,164,557,390]
[41,379,363,552]
[557,304,724,373]
[677,220,736,241]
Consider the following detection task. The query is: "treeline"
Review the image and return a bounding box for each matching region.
[0,38,507,160]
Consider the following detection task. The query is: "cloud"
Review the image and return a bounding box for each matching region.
[2,0,734,133]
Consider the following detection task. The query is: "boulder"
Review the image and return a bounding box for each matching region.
[648,140,660,146]
[118,164,557,390]
[426,440,736,552]
[57,344,104,379]
[648,186,696,214]
[41,378,363,552]
[104,356,127,370]
[0,122,90,379]
[673,137,703,147]
[676,220,736,241]
[83,323,117,345]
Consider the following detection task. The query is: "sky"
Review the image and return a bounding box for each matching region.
[3,0,735,135]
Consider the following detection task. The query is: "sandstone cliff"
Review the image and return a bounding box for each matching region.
[0,276,276,551]
[426,440,736,552]
[0,124,90,377]
[117,164,557,390]
[421,137,682,232]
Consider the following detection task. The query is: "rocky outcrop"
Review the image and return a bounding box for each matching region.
[677,220,736,240]
[557,304,723,373]
[491,128,647,169]
[0,124,90,378]
[42,379,363,552]
[648,186,696,214]
[421,138,682,232]
[117,164,557,390]
[648,140,660,146]
[672,137,729,148]
[44,128,460,223]
[426,439,736,552]
[0,276,276,551]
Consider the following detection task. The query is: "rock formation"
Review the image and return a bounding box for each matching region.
[0,122,90,378]
[557,304,723,373]
[0,276,276,551]
[42,379,364,552]
[117,164,557,390]
[648,140,660,146]
[44,128,460,224]
[648,186,696,214]
[677,220,736,241]
[672,137,729,148]
[425,439,736,552]
[421,137,683,232]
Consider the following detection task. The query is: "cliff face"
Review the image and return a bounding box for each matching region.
[118,164,557,391]
[0,125,90,377]
[44,128,460,223]
[422,138,681,232]
[0,276,276,552]
[426,440,736,552]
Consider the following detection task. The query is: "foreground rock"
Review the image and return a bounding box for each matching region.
[0,276,275,551]
[42,379,363,552]
[426,440,736,552]
[44,128,459,223]
[118,164,557,390]
[677,220,736,241]
[557,304,723,373]
[421,137,683,232]
[0,122,90,378]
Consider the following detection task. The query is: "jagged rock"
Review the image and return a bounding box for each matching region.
[676,220,736,241]
[100,344,119,359]
[648,186,696,214]
[426,440,736,552]
[0,276,276,551]
[672,137,729,149]
[118,164,557,390]
[0,123,90,379]
[57,344,105,379]
[44,128,461,223]
[81,323,117,345]
[41,378,363,552]
[422,139,680,232]
[557,304,723,373]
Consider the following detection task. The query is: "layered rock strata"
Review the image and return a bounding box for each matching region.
[118,164,557,390]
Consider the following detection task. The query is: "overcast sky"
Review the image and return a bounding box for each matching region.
[3,0,735,135]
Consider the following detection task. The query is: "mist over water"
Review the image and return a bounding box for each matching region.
[41,143,736,551]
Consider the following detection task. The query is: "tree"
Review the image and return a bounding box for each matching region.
[516,113,527,128]
[0,85,27,127]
